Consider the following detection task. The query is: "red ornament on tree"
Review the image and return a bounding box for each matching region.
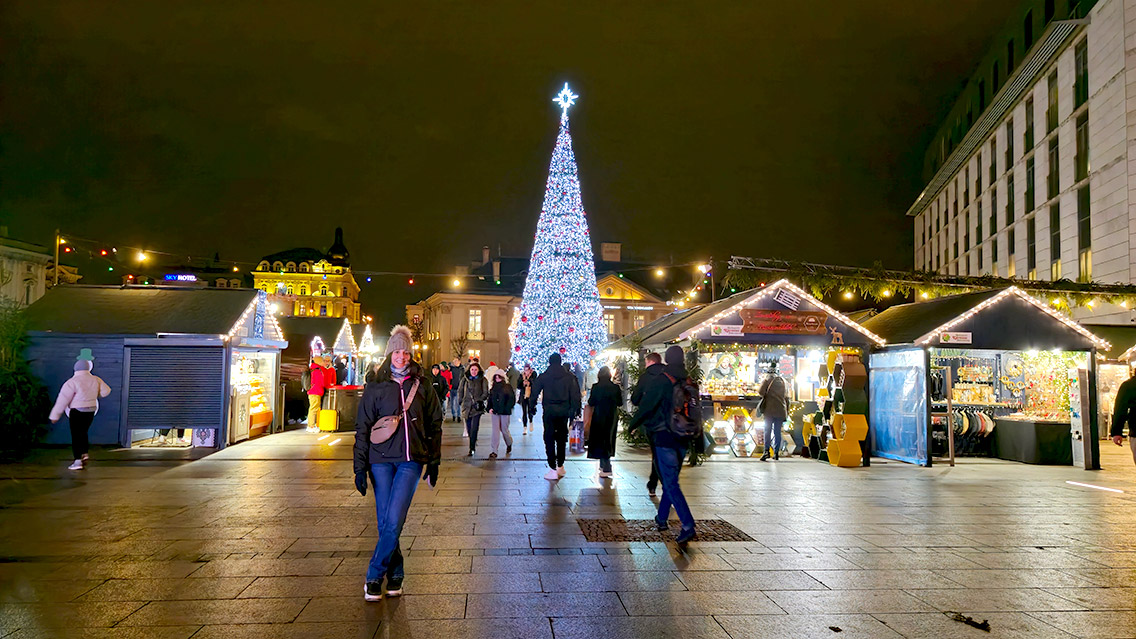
[515,346,521,352]
[568,326,575,332]
[559,347,567,354]
[589,349,597,356]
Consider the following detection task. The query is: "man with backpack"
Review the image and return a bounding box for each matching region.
[531,352,581,480]
[631,345,697,544]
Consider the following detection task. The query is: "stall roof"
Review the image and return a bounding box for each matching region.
[1084,324,1136,361]
[862,287,1109,349]
[612,280,886,348]
[25,286,261,336]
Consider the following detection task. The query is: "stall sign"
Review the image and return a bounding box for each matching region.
[779,354,795,377]
[710,324,743,337]
[773,288,801,310]
[939,331,972,344]
[740,309,827,335]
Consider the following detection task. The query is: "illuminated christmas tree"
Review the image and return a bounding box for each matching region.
[512,84,606,371]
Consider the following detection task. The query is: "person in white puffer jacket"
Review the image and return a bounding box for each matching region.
[50,356,111,470]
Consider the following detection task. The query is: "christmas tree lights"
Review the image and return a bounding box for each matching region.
[512,84,607,371]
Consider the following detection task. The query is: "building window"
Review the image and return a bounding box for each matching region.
[1075,39,1088,108]
[1049,203,1061,279]
[1047,136,1060,199]
[272,261,283,271]
[1027,216,1037,275]
[1009,228,1016,256]
[341,287,348,297]
[286,285,294,295]
[633,314,646,331]
[299,285,308,295]
[299,262,310,272]
[1075,113,1089,181]
[976,152,983,191]
[320,304,328,316]
[1007,38,1015,72]
[989,140,997,183]
[1005,121,1014,167]
[1044,0,1054,23]
[992,238,999,272]
[468,349,481,359]
[603,313,616,336]
[1005,173,1015,226]
[286,262,296,272]
[217,279,228,288]
[1025,97,1034,149]
[320,285,328,296]
[1025,157,1036,211]
[977,246,983,272]
[977,203,983,241]
[1046,70,1058,134]
[468,309,482,333]
[23,282,33,305]
[963,168,970,206]
[964,210,970,251]
[229,279,240,288]
[988,193,996,236]
[1024,10,1034,49]
[257,261,270,271]
[1078,185,1091,281]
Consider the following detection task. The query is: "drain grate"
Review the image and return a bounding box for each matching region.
[577,518,755,543]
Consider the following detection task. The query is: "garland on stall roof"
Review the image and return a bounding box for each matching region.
[722,258,1136,310]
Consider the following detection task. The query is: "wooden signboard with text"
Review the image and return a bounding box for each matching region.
[739,309,828,335]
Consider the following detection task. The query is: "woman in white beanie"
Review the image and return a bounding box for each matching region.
[353,325,443,601]
[49,351,111,471]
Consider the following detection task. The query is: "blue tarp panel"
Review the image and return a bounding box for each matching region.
[869,348,929,466]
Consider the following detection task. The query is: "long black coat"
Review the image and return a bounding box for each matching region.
[586,379,622,458]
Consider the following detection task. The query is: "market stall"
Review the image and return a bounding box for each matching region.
[611,280,885,465]
[862,287,1109,468]
[1083,325,1136,436]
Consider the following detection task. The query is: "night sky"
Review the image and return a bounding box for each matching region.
[2,2,1018,324]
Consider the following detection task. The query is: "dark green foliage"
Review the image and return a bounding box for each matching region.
[0,299,50,451]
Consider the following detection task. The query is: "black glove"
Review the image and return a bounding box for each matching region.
[354,471,368,496]
[422,463,439,488]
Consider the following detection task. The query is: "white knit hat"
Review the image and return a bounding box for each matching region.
[386,325,413,356]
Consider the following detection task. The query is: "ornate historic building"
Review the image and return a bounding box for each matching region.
[252,228,361,322]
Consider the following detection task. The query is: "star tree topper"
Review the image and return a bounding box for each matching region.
[553,83,578,119]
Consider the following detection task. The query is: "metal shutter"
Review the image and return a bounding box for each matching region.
[126,346,225,429]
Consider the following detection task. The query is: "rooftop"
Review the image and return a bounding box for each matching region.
[25,286,258,336]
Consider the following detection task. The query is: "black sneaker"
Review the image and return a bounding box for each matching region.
[506,445,512,454]
[647,481,657,496]
[489,452,498,459]
[385,576,403,597]
[364,581,382,601]
[675,528,696,545]
[655,519,668,532]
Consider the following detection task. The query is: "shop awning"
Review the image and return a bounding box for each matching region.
[863,287,1109,351]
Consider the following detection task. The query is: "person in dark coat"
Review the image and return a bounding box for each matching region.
[531,353,582,480]
[632,345,696,544]
[1111,367,1136,465]
[757,363,790,462]
[632,352,664,494]
[429,365,449,406]
[519,363,537,434]
[587,366,622,478]
[459,362,489,456]
[446,357,465,422]
[353,325,443,601]
[487,371,515,458]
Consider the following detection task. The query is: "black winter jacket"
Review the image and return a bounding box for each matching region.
[431,372,449,402]
[353,360,443,472]
[630,363,672,434]
[489,381,516,414]
[1111,376,1136,437]
[532,364,581,419]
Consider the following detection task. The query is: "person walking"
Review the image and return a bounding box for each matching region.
[587,366,622,478]
[531,353,581,480]
[430,364,449,408]
[632,352,664,495]
[488,371,515,458]
[447,357,464,422]
[519,363,537,435]
[307,355,332,433]
[354,325,443,601]
[49,349,111,470]
[460,362,488,456]
[506,363,521,396]
[757,364,789,462]
[1111,367,1136,464]
[485,362,501,388]
[632,345,696,544]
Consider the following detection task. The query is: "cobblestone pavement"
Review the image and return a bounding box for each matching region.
[4,412,1136,638]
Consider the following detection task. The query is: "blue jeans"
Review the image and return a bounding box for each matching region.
[653,445,695,533]
[466,413,482,452]
[447,392,461,419]
[764,418,784,456]
[366,461,422,583]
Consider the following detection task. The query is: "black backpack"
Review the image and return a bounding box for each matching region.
[301,369,312,392]
[664,373,702,438]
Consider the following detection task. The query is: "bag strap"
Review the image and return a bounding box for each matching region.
[397,379,421,428]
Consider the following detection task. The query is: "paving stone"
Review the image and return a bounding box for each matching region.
[465,592,625,617]
[620,589,784,616]
[598,553,735,572]
[190,558,342,578]
[874,612,1077,638]
[540,570,687,592]
[0,601,146,633]
[765,589,937,614]
[471,554,604,573]
[118,598,308,626]
[1028,610,1136,638]
[78,577,255,601]
[805,569,964,590]
[907,587,1088,612]
[295,594,466,622]
[552,615,731,638]
[0,579,104,602]
[1042,587,1136,611]
[373,617,553,639]
[715,613,904,638]
[4,627,201,639]
[188,622,378,639]
[933,568,1102,588]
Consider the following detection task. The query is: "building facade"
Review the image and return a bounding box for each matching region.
[0,235,53,306]
[252,227,361,323]
[909,0,1134,322]
[407,243,683,367]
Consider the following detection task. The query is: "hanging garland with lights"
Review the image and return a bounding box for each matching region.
[722,256,1136,310]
